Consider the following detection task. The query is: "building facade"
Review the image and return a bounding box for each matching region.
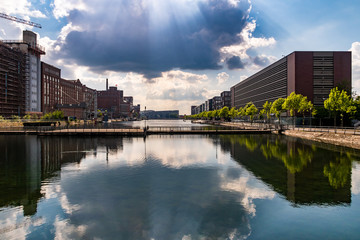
[3,31,45,113]
[97,86,124,118]
[0,42,27,116]
[58,78,97,119]
[41,62,60,113]
[231,51,352,109]
[212,96,222,110]
[221,91,231,109]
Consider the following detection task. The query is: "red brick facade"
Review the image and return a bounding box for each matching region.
[41,62,61,113]
[97,87,124,118]
[41,62,96,118]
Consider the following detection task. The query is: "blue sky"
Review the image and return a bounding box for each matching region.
[0,0,359,114]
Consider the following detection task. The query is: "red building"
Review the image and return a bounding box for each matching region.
[40,61,97,119]
[97,86,124,118]
[231,51,352,109]
[41,62,61,113]
[58,79,96,119]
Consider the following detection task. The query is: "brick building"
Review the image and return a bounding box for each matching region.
[97,86,124,118]
[41,62,60,113]
[231,51,352,109]
[58,78,97,119]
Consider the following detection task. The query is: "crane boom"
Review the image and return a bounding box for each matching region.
[0,12,42,28]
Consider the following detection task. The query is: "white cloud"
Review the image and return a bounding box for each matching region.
[52,0,88,19]
[350,42,360,95]
[220,19,276,64]
[240,75,248,81]
[220,174,275,216]
[217,72,230,85]
[54,216,87,240]
[352,162,360,195]
[164,70,208,84]
[0,0,46,18]
[0,19,24,40]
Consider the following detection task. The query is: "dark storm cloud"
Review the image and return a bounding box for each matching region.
[253,55,270,67]
[226,56,245,69]
[60,0,251,79]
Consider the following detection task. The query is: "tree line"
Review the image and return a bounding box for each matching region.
[189,87,360,127]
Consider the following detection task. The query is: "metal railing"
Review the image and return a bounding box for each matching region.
[294,125,360,135]
[0,122,359,135]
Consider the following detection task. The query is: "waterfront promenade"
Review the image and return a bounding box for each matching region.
[0,126,271,136]
[0,121,359,149]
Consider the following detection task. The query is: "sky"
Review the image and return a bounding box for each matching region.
[0,0,359,115]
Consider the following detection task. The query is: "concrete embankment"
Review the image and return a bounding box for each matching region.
[283,130,360,150]
[219,121,360,150]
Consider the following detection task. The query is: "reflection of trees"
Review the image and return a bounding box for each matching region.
[222,135,313,174]
[323,152,353,189]
[260,140,313,174]
[217,134,355,205]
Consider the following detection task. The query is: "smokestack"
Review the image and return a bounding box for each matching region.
[106,78,108,91]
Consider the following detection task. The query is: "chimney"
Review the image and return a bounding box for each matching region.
[106,78,108,91]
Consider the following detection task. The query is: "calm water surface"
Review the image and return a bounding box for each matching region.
[1,131,360,239]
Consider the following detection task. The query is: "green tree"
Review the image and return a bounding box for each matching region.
[259,109,265,121]
[229,107,238,119]
[324,87,356,127]
[283,92,304,126]
[270,98,286,122]
[219,106,229,120]
[354,96,360,120]
[97,109,103,117]
[262,101,272,123]
[205,111,211,120]
[41,110,64,120]
[214,110,220,120]
[23,114,32,120]
[245,102,258,123]
[237,107,245,119]
[323,153,352,189]
[298,96,314,125]
[11,115,21,121]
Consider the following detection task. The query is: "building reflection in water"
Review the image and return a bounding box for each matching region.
[217,134,359,206]
[0,136,126,216]
[1,134,360,239]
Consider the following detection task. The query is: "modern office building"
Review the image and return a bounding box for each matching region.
[221,91,231,108]
[0,42,27,116]
[191,106,197,115]
[205,99,213,112]
[231,51,351,109]
[190,94,228,115]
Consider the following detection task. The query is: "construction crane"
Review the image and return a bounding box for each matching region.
[0,12,42,28]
